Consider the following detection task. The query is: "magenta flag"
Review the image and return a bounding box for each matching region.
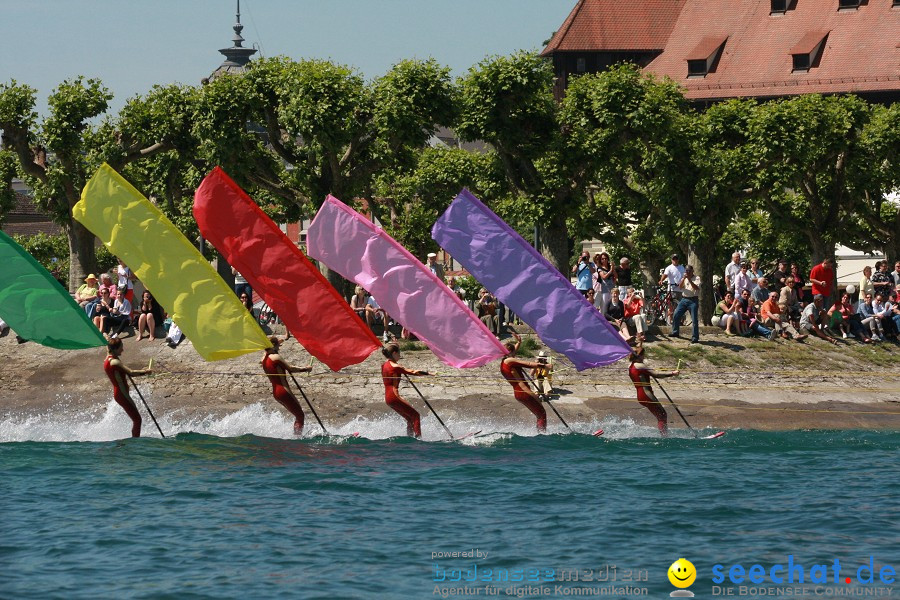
[193,168,380,371]
[306,195,507,369]
[432,189,631,370]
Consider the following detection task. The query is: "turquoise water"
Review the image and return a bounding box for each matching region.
[2,407,899,599]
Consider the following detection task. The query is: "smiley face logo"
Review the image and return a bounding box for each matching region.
[668,558,696,588]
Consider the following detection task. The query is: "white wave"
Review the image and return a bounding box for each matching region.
[0,395,704,443]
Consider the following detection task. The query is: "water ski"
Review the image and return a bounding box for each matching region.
[456,430,482,441]
[592,429,604,437]
[702,431,726,440]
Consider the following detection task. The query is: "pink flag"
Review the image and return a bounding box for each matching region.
[306,195,507,369]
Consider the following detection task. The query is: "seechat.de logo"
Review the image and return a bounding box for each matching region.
[711,556,896,586]
[669,558,697,597]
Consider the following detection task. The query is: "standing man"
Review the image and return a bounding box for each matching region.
[670,265,701,344]
[262,336,312,435]
[659,254,685,308]
[871,261,893,299]
[733,262,752,298]
[891,261,900,288]
[426,252,445,283]
[571,251,595,297]
[615,257,633,299]
[724,252,742,294]
[809,257,836,305]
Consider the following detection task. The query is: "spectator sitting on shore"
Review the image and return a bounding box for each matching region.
[751,277,771,306]
[827,293,852,339]
[86,273,117,319]
[799,294,838,345]
[714,291,745,335]
[872,293,893,340]
[857,293,882,342]
[105,285,133,338]
[605,288,631,343]
[75,274,99,309]
[761,291,806,341]
[778,276,803,325]
[92,288,114,332]
[624,287,647,343]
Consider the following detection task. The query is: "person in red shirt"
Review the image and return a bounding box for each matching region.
[262,336,312,435]
[103,338,153,438]
[500,330,547,432]
[628,346,679,436]
[381,343,429,438]
[809,258,835,302]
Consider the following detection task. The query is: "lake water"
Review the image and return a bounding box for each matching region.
[2,402,898,599]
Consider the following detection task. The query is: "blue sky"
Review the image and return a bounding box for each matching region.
[2,0,574,116]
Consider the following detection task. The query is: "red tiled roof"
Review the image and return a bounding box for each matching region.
[645,0,900,99]
[541,0,687,54]
[1,192,61,237]
[789,30,829,55]
[686,36,729,61]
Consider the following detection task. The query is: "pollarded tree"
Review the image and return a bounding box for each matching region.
[193,56,456,221]
[375,145,510,260]
[192,57,457,294]
[746,94,871,265]
[848,102,900,263]
[456,51,591,274]
[562,65,756,323]
[0,79,187,289]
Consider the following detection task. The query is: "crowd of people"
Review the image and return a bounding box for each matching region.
[572,251,900,346]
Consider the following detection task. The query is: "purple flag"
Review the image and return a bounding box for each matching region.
[306,195,507,369]
[432,189,631,370]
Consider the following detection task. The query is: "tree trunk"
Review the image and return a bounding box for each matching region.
[688,241,716,325]
[66,221,97,293]
[808,234,835,267]
[540,210,570,274]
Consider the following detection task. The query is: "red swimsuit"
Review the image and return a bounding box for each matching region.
[263,354,304,433]
[629,362,668,434]
[104,356,142,437]
[500,358,547,432]
[382,360,421,438]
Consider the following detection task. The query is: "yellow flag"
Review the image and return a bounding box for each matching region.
[74,164,269,361]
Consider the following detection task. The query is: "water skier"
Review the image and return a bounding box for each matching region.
[381,343,429,438]
[262,336,312,434]
[628,346,679,436]
[500,330,547,432]
[103,338,153,438]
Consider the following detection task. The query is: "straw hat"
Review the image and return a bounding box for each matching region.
[84,274,97,281]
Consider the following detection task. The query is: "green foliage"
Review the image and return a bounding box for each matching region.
[11,233,69,286]
[0,150,16,224]
[453,275,484,303]
[9,233,118,289]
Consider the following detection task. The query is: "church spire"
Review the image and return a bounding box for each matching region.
[213,0,257,75]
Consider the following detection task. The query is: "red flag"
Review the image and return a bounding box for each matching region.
[193,167,380,370]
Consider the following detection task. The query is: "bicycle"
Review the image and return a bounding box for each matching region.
[646,285,692,327]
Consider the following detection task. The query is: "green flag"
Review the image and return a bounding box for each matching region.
[0,231,107,349]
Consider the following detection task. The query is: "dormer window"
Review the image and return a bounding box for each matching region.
[790,31,829,72]
[770,0,797,14]
[685,36,728,78]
